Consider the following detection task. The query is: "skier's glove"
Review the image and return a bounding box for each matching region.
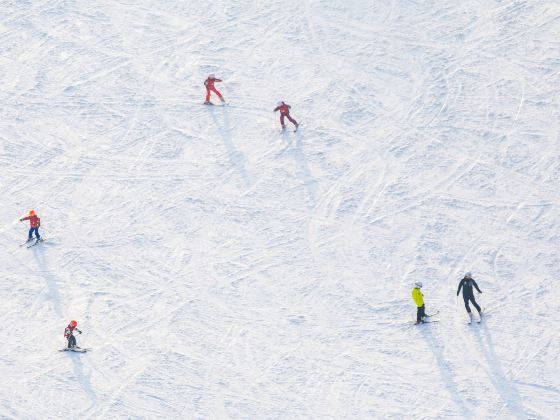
[77,330,82,334]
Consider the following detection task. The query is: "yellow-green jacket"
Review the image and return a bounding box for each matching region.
[412,287,424,307]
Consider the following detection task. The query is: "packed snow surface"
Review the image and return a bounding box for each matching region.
[1,1,559,418]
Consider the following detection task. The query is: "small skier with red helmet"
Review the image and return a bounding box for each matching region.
[64,320,82,349]
[274,101,299,131]
[20,209,42,244]
[203,74,225,105]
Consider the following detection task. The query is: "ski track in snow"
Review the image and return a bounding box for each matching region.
[1,0,560,418]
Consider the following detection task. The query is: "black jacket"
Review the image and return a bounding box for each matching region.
[457,278,481,297]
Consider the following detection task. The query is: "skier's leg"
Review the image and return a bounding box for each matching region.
[463,296,471,313]
[213,87,224,101]
[205,89,211,103]
[33,228,40,240]
[417,305,425,323]
[68,336,76,348]
[28,228,33,240]
[287,115,298,127]
[280,114,286,128]
[471,297,481,313]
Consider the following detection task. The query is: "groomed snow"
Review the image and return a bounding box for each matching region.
[1,1,559,418]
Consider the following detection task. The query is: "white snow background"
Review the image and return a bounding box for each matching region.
[1,0,559,418]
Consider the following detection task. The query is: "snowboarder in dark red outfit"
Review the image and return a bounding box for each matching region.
[64,320,82,349]
[204,74,225,105]
[274,101,299,131]
[20,209,42,244]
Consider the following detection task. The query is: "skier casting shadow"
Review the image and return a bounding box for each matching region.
[19,209,42,244]
[412,282,427,324]
[64,320,82,349]
[203,74,225,105]
[273,101,299,131]
[457,272,482,322]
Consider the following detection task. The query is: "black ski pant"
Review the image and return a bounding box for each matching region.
[463,295,481,314]
[417,305,426,323]
[67,335,76,348]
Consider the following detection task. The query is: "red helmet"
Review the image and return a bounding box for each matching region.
[29,210,36,216]
[70,320,77,327]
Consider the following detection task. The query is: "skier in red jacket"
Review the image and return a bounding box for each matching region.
[204,74,225,105]
[64,320,82,349]
[20,209,42,243]
[274,101,299,130]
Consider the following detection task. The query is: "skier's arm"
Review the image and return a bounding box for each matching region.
[215,79,222,82]
[20,216,30,221]
[473,280,482,293]
[456,280,463,296]
[76,329,82,334]
[273,106,279,112]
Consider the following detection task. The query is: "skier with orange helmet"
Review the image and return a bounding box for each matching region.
[64,320,82,349]
[19,209,42,244]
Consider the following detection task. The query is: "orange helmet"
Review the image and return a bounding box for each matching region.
[29,210,36,216]
[70,320,78,327]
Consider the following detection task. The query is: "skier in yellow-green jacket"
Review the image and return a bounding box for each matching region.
[412,282,426,324]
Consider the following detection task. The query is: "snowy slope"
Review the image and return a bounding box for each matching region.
[1,0,559,418]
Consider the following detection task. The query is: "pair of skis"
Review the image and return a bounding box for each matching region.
[204,101,228,106]
[413,311,439,325]
[282,125,299,133]
[20,238,44,248]
[59,347,89,353]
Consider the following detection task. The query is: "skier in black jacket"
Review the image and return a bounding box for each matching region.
[457,272,482,319]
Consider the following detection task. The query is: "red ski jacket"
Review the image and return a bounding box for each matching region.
[64,324,80,338]
[204,77,222,89]
[21,215,40,228]
[274,104,291,115]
